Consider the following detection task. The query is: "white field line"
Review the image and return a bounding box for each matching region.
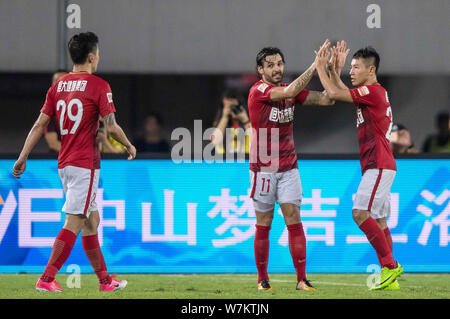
[157,274,423,289]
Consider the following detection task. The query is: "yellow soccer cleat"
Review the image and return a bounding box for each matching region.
[383,279,400,290]
[296,278,316,291]
[258,279,274,291]
[370,262,404,291]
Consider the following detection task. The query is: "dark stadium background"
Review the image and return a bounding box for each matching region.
[0,0,448,155]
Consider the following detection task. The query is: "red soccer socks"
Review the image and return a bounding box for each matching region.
[82,234,112,285]
[287,223,307,282]
[376,227,394,266]
[254,225,270,282]
[359,218,396,269]
[41,228,77,283]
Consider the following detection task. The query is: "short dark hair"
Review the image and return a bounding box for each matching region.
[68,32,99,64]
[353,46,380,73]
[256,47,285,69]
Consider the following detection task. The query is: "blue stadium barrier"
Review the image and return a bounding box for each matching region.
[0,157,449,273]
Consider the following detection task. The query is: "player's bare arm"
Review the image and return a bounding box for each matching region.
[269,39,329,101]
[102,112,136,160]
[44,132,61,152]
[315,41,353,103]
[13,113,51,178]
[269,63,315,101]
[303,90,335,106]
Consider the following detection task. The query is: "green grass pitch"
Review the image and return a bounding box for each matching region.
[0,273,448,299]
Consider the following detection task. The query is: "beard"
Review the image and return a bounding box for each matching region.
[268,72,283,84]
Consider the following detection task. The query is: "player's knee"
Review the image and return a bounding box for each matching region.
[352,209,369,225]
[82,213,100,234]
[256,212,274,226]
[375,217,387,229]
[281,203,300,224]
[64,214,86,234]
[352,209,361,223]
[82,220,94,233]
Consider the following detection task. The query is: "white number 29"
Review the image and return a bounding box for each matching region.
[56,99,83,135]
[385,106,393,140]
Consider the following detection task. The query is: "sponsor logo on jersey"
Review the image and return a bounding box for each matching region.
[269,106,295,123]
[257,83,269,93]
[107,93,113,103]
[57,80,88,93]
[357,86,370,97]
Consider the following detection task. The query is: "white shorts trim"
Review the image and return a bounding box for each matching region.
[252,200,275,213]
[58,166,100,218]
[353,168,396,219]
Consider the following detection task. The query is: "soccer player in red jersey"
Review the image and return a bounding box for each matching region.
[248,41,334,291]
[315,39,403,290]
[13,32,136,292]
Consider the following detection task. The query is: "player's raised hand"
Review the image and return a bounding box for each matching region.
[125,144,136,160]
[12,158,26,178]
[314,39,330,68]
[335,40,350,71]
[327,46,338,72]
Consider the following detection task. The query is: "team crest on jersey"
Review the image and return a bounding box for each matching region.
[357,86,370,97]
[257,83,269,93]
[107,92,113,103]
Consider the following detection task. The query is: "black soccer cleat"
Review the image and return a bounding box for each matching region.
[258,279,273,291]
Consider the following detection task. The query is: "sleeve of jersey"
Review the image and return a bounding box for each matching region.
[40,87,55,117]
[294,89,310,105]
[252,82,274,103]
[349,86,373,107]
[98,82,117,117]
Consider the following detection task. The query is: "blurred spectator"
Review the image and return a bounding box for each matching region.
[422,111,450,153]
[211,89,251,154]
[134,113,170,153]
[44,69,68,153]
[389,123,419,154]
[97,121,127,153]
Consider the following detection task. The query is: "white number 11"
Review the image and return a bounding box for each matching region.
[56,99,83,135]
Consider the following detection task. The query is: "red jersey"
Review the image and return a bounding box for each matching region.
[40,72,116,169]
[248,80,309,172]
[349,83,396,173]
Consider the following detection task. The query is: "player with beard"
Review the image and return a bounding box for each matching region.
[248,41,334,291]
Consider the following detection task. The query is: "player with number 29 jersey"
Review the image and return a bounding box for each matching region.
[13,32,134,293]
[349,83,396,173]
[41,72,116,170]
